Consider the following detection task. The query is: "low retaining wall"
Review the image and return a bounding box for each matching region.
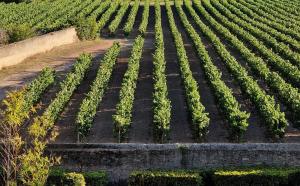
[47,143,300,183]
[0,27,78,70]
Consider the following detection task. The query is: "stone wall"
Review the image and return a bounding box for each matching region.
[47,143,300,183]
[0,27,78,70]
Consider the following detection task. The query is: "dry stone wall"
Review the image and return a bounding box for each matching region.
[48,143,300,183]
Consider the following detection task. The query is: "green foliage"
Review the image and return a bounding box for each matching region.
[212,168,300,186]
[19,144,57,186]
[128,168,300,186]
[108,1,130,35]
[23,67,55,112]
[97,1,120,34]
[76,42,121,140]
[192,0,289,137]
[212,0,300,69]
[74,16,98,40]
[174,0,252,140]
[128,170,203,186]
[152,0,171,143]
[219,0,300,53]
[165,0,221,138]
[138,0,150,35]
[6,23,35,43]
[89,0,111,20]
[123,0,140,35]
[37,0,95,33]
[83,171,108,186]
[210,0,300,124]
[203,0,300,88]
[29,53,92,139]
[239,0,300,31]
[65,172,86,186]
[47,168,108,186]
[113,35,145,142]
[228,0,300,42]
[21,54,92,185]
[0,67,55,185]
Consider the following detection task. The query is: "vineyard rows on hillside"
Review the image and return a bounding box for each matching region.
[1,0,300,143]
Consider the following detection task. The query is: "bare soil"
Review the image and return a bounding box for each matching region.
[128,6,154,143]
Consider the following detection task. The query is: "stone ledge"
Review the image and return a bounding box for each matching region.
[46,143,300,183]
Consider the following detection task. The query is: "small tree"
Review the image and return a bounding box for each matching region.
[19,117,60,186]
[0,89,60,186]
[0,90,28,186]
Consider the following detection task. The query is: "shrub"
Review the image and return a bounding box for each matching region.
[65,172,86,186]
[212,168,300,186]
[47,168,108,186]
[84,171,108,186]
[6,23,35,43]
[128,170,203,186]
[74,16,98,40]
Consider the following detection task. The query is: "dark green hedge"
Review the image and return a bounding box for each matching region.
[46,168,107,186]
[128,170,203,186]
[127,168,300,186]
[212,167,300,186]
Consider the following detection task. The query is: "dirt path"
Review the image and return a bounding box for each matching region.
[161,6,194,143]
[0,40,117,100]
[128,6,155,143]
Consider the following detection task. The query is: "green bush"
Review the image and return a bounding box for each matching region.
[84,171,108,186]
[46,168,107,186]
[212,168,300,186]
[65,172,86,186]
[6,23,35,43]
[128,170,203,186]
[74,16,98,40]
